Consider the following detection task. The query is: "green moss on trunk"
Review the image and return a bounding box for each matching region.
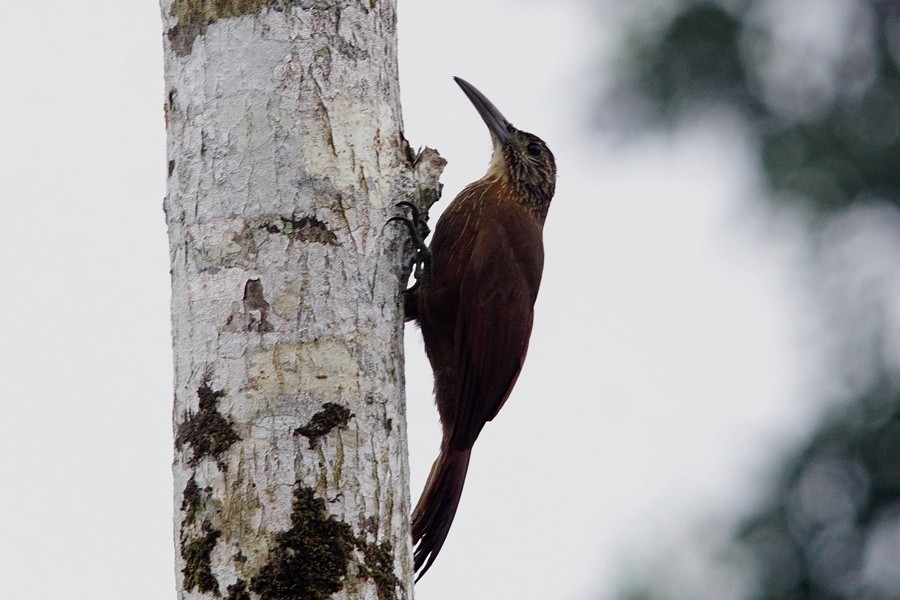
[294,402,352,448]
[182,522,222,596]
[250,483,401,599]
[176,381,240,469]
[250,485,355,600]
[180,474,208,526]
[359,540,400,600]
[226,579,252,600]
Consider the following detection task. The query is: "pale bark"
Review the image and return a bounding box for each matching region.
[160,2,444,598]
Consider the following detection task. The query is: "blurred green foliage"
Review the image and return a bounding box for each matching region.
[738,379,900,598]
[619,0,900,214]
[609,1,900,598]
[626,4,751,118]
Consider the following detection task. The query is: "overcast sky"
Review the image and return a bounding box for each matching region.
[0,2,826,599]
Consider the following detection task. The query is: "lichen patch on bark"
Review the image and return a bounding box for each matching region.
[250,483,401,600]
[176,381,240,469]
[216,469,263,543]
[294,402,352,448]
[250,485,355,600]
[247,339,361,400]
[263,216,339,245]
[182,522,222,596]
[359,540,400,600]
[181,474,211,526]
[226,579,252,600]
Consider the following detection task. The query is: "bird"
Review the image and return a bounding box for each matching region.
[392,76,557,580]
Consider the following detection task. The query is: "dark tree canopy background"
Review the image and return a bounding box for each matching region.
[605,1,900,598]
[615,0,900,214]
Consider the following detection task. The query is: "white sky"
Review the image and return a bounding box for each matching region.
[0,1,828,599]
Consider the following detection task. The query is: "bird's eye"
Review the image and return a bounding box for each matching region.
[526,142,541,156]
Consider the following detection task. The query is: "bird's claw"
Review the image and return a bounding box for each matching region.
[391,201,431,238]
[388,202,433,290]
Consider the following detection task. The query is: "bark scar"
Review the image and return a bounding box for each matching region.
[243,278,273,332]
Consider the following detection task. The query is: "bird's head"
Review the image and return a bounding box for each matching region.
[455,77,557,212]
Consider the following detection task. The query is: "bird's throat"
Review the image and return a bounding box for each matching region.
[484,145,508,183]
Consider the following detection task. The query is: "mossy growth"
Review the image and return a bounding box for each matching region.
[250,483,401,600]
[182,522,222,596]
[277,216,339,245]
[250,485,355,600]
[359,540,400,600]
[294,402,352,448]
[176,381,240,470]
[226,578,252,600]
[180,474,210,526]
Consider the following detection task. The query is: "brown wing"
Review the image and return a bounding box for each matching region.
[449,209,544,451]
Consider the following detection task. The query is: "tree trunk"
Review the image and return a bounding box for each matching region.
[160,2,444,599]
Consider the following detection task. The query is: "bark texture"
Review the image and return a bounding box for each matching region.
[160,2,444,598]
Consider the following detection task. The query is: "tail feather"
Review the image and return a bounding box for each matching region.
[411,445,471,580]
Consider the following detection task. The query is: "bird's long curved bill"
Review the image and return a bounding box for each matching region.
[454,76,512,146]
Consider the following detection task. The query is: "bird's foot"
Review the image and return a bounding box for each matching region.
[388,201,433,290]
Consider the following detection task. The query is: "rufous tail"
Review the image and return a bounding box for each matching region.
[411,443,471,580]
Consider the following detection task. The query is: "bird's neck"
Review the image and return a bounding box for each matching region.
[484,146,508,182]
[481,146,553,222]
[476,172,551,225]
